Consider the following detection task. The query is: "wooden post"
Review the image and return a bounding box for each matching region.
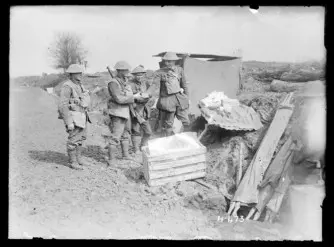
[237,143,243,187]
[198,124,209,141]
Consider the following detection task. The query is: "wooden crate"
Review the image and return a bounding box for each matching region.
[142,140,207,187]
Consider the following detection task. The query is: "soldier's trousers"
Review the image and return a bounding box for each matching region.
[107,115,131,146]
[67,126,87,151]
[131,118,152,138]
[160,106,190,135]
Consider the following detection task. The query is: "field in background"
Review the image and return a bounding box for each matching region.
[11,60,325,92]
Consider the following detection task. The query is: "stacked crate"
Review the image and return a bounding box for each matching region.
[142,139,207,186]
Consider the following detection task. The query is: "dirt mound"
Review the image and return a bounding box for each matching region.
[240,77,271,92]
[203,136,252,197]
[241,60,325,83]
[238,92,286,124]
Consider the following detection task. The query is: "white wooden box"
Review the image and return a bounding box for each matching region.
[142,138,207,187]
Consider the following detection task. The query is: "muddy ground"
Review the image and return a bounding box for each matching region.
[10,84,298,240]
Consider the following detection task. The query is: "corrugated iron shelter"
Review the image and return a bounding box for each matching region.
[153,52,242,116]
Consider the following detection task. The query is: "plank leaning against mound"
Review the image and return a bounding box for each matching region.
[58,64,91,170]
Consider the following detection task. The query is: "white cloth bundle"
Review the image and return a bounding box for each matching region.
[147,132,201,156]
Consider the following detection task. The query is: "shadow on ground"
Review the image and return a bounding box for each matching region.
[28,150,68,166]
[123,166,147,185]
[82,145,107,163]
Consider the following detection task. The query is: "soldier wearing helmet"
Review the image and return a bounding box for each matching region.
[105,61,142,166]
[58,64,91,170]
[151,52,190,136]
[128,65,153,154]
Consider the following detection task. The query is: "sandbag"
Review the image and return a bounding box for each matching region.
[280,70,325,82]
[270,80,305,93]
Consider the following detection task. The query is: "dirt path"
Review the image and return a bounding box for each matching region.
[9,86,285,240]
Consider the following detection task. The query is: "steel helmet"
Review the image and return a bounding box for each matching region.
[162,52,180,61]
[66,64,84,74]
[114,61,131,70]
[131,66,146,74]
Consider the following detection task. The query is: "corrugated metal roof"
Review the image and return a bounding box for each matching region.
[152,52,240,61]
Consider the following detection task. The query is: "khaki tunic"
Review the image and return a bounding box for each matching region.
[128,78,151,119]
[151,66,190,112]
[58,79,91,149]
[107,76,134,119]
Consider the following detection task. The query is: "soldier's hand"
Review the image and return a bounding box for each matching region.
[134,93,141,99]
[141,93,150,99]
[67,123,75,132]
[179,88,184,94]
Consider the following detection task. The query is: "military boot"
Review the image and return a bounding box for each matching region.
[106,144,117,167]
[67,148,84,170]
[140,135,150,151]
[165,129,174,137]
[131,136,142,155]
[76,145,89,167]
[120,140,134,160]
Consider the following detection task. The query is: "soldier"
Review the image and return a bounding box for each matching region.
[129,66,153,154]
[58,64,91,170]
[152,52,191,136]
[105,61,142,166]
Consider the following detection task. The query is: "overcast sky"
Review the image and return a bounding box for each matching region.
[10,6,325,77]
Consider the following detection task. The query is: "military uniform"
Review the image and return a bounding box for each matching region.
[153,65,190,136]
[58,75,91,170]
[107,76,134,146]
[128,77,152,152]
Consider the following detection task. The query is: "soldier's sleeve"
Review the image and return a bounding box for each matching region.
[108,80,134,104]
[59,85,72,126]
[180,68,189,97]
[129,82,138,94]
[146,71,161,97]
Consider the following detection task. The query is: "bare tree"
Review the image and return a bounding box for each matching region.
[48,32,88,73]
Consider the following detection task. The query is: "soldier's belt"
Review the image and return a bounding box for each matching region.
[69,103,87,113]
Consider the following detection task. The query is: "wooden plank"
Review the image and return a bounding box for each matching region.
[193,179,217,191]
[258,137,293,189]
[266,155,294,213]
[149,152,206,165]
[232,93,294,204]
[149,171,206,187]
[152,52,238,60]
[198,124,209,142]
[149,163,207,180]
[145,145,206,160]
[145,147,207,162]
[148,154,206,170]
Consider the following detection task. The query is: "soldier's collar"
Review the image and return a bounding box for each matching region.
[116,75,127,83]
[134,79,143,84]
[167,66,177,72]
[70,79,82,85]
